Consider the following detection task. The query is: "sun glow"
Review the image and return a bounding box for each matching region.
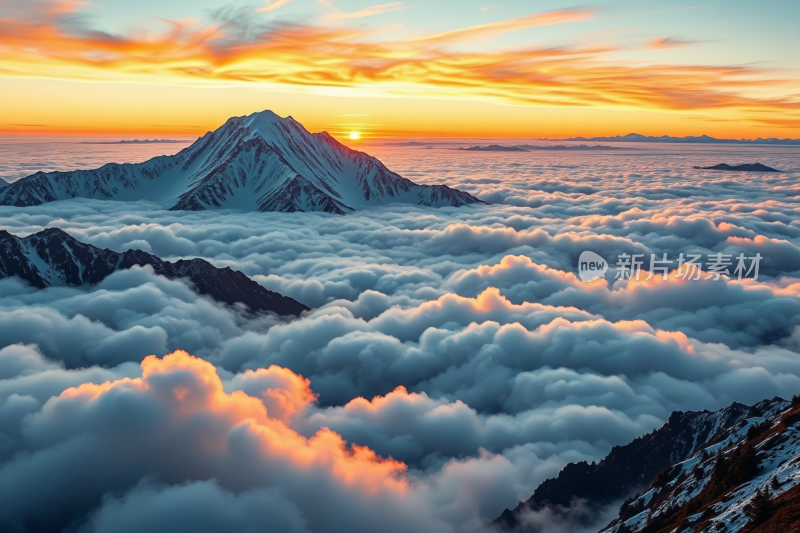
[0,3,796,137]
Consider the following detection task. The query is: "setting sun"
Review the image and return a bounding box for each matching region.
[349,132,360,140]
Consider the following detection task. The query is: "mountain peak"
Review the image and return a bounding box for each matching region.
[595,397,796,533]
[37,227,73,238]
[493,396,800,533]
[244,108,288,124]
[0,110,485,213]
[0,228,309,317]
[493,398,787,532]
[236,109,305,135]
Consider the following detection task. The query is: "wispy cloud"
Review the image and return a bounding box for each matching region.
[0,1,798,129]
[409,8,593,43]
[258,0,296,13]
[649,37,703,49]
[317,0,412,23]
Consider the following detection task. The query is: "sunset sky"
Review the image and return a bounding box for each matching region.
[1,0,799,139]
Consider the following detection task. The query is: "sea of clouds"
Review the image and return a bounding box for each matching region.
[0,143,798,532]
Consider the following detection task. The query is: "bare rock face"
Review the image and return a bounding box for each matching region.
[494,397,800,533]
[0,228,308,317]
[0,110,485,213]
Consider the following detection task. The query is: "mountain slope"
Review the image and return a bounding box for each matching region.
[0,111,485,213]
[597,397,800,533]
[0,228,308,316]
[0,178,8,190]
[493,398,799,532]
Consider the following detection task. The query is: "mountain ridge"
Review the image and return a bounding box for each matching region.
[693,163,782,172]
[458,145,527,152]
[562,133,800,145]
[492,397,800,532]
[81,139,192,145]
[457,144,623,152]
[597,396,800,533]
[0,227,308,316]
[0,110,485,213]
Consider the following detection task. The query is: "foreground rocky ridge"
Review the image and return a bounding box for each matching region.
[494,397,800,533]
[0,110,485,213]
[599,397,800,533]
[0,228,308,316]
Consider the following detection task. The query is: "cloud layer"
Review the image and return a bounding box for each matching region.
[0,144,799,531]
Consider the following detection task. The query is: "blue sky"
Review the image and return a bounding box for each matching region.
[84,0,799,69]
[1,0,798,137]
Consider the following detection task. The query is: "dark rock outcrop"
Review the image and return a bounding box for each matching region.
[693,163,781,172]
[493,401,757,530]
[0,228,308,316]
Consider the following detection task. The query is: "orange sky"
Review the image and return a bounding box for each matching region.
[1,1,799,139]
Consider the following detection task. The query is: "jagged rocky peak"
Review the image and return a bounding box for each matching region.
[596,396,800,533]
[0,110,486,213]
[493,397,800,533]
[0,228,309,317]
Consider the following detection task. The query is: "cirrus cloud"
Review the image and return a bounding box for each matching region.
[0,1,799,128]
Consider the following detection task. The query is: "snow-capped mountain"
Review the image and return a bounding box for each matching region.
[0,178,8,190]
[494,397,800,533]
[0,228,308,316]
[598,397,800,533]
[0,111,485,213]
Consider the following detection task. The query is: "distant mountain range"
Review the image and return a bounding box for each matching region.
[694,163,782,172]
[0,110,484,213]
[81,139,192,145]
[0,178,8,190]
[459,145,527,152]
[459,144,623,152]
[562,133,800,145]
[0,228,308,316]
[517,144,623,151]
[494,397,800,533]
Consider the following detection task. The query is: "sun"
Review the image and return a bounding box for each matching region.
[349,132,361,141]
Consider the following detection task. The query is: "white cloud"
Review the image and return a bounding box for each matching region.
[0,145,798,531]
